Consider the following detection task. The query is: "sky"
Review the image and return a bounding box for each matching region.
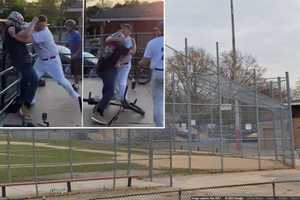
[166,0,300,87]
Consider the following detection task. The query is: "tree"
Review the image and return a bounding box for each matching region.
[220,51,266,88]
[166,47,267,103]
[37,0,60,24]
[166,47,215,103]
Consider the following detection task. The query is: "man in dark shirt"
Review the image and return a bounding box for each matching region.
[65,19,82,92]
[4,11,39,122]
[91,36,131,125]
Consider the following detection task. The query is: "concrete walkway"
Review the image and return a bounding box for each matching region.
[0,78,82,127]
[83,78,154,127]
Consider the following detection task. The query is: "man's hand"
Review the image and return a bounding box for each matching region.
[31,17,39,24]
[139,58,150,68]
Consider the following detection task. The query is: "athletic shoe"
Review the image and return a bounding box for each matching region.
[91,112,108,125]
[72,83,79,92]
[19,104,33,121]
[110,99,122,105]
[78,96,82,112]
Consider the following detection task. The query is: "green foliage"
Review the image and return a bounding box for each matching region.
[1,0,67,25]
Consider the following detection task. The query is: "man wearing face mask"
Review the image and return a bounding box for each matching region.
[31,15,81,112]
[65,19,82,92]
[4,11,39,122]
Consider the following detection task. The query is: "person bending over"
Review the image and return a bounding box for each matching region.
[91,34,133,125]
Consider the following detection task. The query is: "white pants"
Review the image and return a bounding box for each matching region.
[115,63,131,101]
[33,56,80,99]
[152,70,164,127]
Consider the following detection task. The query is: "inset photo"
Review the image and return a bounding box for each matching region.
[83,0,164,127]
[0,1,83,127]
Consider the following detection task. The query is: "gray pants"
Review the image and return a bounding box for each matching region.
[152,70,164,127]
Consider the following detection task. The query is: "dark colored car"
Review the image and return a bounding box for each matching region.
[57,45,98,77]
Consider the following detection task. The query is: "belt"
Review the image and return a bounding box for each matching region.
[155,68,163,71]
[42,56,56,61]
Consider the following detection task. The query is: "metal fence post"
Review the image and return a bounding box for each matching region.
[169,127,174,187]
[170,71,176,186]
[270,81,278,161]
[285,72,296,168]
[32,132,39,197]
[254,69,262,170]
[277,77,286,164]
[178,190,182,200]
[216,42,224,173]
[148,131,153,182]
[6,132,11,183]
[172,71,177,154]
[68,132,73,179]
[127,129,132,177]
[272,181,276,197]
[185,38,192,174]
[113,130,117,190]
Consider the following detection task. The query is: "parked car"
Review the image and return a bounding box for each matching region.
[57,45,98,77]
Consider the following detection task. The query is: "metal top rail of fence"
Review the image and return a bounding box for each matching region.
[94,180,300,199]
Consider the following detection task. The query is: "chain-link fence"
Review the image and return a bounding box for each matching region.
[165,42,295,173]
[0,130,173,198]
[89,180,300,199]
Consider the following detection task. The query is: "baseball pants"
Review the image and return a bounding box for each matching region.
[33,56,80,98]
[115,63,131,101]
[152,70,164,127]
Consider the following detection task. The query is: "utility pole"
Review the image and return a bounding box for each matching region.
[230,0,241,151]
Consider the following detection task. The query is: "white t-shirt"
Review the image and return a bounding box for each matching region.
[143,36,164,70]
[32,27,59,59]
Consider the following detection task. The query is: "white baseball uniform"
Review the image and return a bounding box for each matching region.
[32,27,79,99]
[143,36,164,127]
[114,33,133,101]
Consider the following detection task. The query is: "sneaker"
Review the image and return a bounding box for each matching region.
[91,111,108,125]
[19,104,33,121]
[110,99,121,105]
[72,83,79,92]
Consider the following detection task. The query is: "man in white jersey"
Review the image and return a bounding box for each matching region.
[106,24,136,102]
[139,22,164,127]
[31,15,82,112]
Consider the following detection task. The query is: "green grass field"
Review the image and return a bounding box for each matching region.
[0,141,149,183]
[0,144,113,165]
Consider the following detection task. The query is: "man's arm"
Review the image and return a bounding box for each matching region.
[8,17,38,43]
[105,32,124,44]
[139,57,151,67]
[129,38,136,55]
[139,41,152,67]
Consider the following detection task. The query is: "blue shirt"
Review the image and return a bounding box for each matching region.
[67,31,81,59]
